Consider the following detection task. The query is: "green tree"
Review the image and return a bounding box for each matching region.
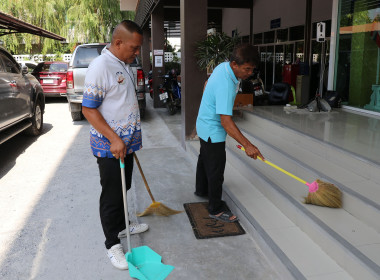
[66,0,134,44]
[0,0,134,54]
[165,39,175,52]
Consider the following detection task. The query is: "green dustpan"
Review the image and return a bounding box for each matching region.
[127,246,174,280]
[120,160,174,280]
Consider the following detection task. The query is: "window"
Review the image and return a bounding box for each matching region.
[73,45,106,68]
[276,29,288,42]
[336,0,380,110]
[0,53,20,74]
[0,55,6,72]
[289,25,304,41]
[264,31,275,44]
[254,33,263,45]
[241,35,250,43]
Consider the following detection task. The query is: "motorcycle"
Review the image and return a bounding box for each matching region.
[158,69,181,115]
[147,70,153,99]
[136,68,146,118]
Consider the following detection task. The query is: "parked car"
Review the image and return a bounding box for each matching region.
[32,61,68,97]
[0,46,45,144]
[66,43,146,121]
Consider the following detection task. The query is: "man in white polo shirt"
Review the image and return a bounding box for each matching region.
[82,20,148,270]
[195,44,265,223]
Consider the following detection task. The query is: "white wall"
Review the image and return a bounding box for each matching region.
[252,0,305,33]
[218,1,333,38]
[312,0,333,22]
[248,0,332,34]
[222,8,250,36]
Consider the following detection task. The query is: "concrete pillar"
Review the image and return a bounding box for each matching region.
[141,27,151,76]
[180,0,207,146]
[327,0,339,91]
[304,0,312,65]
[151,4,165,108]
[250,3,253,44]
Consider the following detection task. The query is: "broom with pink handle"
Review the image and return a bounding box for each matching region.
[236,145,342,208]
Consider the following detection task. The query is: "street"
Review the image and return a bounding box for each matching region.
[0,98,107,279]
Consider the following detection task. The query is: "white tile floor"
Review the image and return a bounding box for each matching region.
[242,106,380,165]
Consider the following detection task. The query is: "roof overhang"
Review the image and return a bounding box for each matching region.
[135,0,252,28]
[120,0,139,11]
[0,11,65,41]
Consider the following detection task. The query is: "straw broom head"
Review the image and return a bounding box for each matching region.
[304,179,342,208]
[137,201,183,217]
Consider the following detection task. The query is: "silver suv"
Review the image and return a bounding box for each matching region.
[0,46,45,144]
[66,43,146,121]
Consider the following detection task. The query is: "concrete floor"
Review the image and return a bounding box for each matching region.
[0,98,279,280]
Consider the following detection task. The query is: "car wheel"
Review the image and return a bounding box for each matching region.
[71,111,83,121]
[25,99,43,136]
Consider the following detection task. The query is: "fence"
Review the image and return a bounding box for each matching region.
[13,54,72,63]
[14,52,180,63]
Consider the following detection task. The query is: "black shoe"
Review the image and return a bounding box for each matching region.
[194,191,208,198]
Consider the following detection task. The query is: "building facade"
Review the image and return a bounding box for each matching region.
[123,0,380,142]
[221,0,380,112]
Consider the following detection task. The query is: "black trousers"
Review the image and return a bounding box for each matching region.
[195,138,226,215]
[96,153,133,249]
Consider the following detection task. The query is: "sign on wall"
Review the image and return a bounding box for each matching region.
[155,56,163,67]
[270,18,281,29]
[153,49,164,56]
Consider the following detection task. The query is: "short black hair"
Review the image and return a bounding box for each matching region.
[230,43,259,66]
[119,20,143,35]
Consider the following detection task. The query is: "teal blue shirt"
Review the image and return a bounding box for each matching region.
[196,62,239,143]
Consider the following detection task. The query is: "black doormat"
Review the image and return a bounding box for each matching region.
[183,202,245,239]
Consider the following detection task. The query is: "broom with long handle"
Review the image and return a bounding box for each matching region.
[236,145,342,208]
[133,153,183,216]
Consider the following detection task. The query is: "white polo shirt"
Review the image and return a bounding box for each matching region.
[82,48,142,158]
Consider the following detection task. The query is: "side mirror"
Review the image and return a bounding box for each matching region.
[21,65,29,75]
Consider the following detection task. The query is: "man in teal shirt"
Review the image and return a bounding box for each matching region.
[196,44,264,223]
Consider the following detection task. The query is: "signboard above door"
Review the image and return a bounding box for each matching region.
[270,18,281,29]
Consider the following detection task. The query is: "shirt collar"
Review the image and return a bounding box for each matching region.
[103,48,130,72]
[225,62,238,84]
[103,48,129,66]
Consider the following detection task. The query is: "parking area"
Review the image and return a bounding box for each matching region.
[0,99,278,279]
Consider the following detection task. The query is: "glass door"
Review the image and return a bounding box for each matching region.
[336,0,380,110]
[275,45,284,83]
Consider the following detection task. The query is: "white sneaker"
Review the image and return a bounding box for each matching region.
[118,223,149,238]
[107,244,128,270]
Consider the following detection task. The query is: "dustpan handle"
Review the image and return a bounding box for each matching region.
[236,145,308,185]
[120,160,132,253]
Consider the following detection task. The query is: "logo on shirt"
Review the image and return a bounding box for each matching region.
[116,71,125,85]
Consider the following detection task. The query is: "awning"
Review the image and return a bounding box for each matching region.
[0,11,65,41]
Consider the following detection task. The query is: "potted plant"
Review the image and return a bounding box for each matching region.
[195,32,240,75]
[195,32,254,106]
